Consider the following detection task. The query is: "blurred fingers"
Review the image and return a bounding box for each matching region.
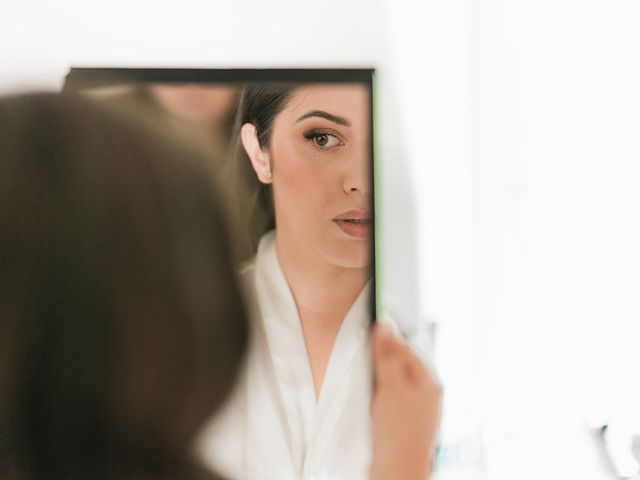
[373,322,442,396]
[372,322,403,386]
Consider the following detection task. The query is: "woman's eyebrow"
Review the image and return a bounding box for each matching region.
[295,110,351,127]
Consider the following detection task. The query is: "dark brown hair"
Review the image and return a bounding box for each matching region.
[227,83,296,257]
[0,93,247,479]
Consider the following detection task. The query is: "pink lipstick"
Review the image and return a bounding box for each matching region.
[333,210,372,239]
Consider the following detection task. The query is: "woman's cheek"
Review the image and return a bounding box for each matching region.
[277,146,330,199]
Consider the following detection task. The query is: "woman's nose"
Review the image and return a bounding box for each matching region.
[343,146,371,195]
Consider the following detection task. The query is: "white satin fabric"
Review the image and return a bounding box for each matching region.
[195,231,373,480]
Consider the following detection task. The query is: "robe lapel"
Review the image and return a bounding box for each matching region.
[253,232,317,472]
[304,282,372,473]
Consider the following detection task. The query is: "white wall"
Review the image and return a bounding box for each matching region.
[0,0,384,91]
[383,1,640,478]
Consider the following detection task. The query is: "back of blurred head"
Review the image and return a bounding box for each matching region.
[0,93,248,479]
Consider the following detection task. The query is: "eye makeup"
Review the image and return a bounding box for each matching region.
[303,128,345,150]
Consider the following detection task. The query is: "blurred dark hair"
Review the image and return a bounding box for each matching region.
[227,83,296,256]
[0,93,248,479]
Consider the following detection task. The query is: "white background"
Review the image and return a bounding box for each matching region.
[3,1,639,478]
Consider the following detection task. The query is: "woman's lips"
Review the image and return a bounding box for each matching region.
[333,218,371,239]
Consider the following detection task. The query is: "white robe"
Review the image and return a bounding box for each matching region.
[195,231,373,480]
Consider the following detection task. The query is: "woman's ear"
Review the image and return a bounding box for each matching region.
[241,123,272,184]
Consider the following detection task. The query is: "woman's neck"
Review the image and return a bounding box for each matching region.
[274,232,369,318]
[274,229,370,396]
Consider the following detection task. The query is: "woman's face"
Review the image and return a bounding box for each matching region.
[269,84,371,268]
[252,84,371,269]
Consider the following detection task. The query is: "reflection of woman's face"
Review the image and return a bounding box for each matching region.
[267,84,371,269]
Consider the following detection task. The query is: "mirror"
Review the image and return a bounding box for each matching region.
[64,68,376,479]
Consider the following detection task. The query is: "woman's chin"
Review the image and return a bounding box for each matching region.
[326,245,371,270]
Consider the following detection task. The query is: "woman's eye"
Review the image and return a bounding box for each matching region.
[304,131,343,149]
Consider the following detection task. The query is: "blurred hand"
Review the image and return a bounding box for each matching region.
[369,322,442,480]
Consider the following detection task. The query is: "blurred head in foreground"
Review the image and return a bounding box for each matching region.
[0,94,248,479]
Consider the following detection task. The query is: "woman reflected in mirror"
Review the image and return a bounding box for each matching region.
[198,83,441,479]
